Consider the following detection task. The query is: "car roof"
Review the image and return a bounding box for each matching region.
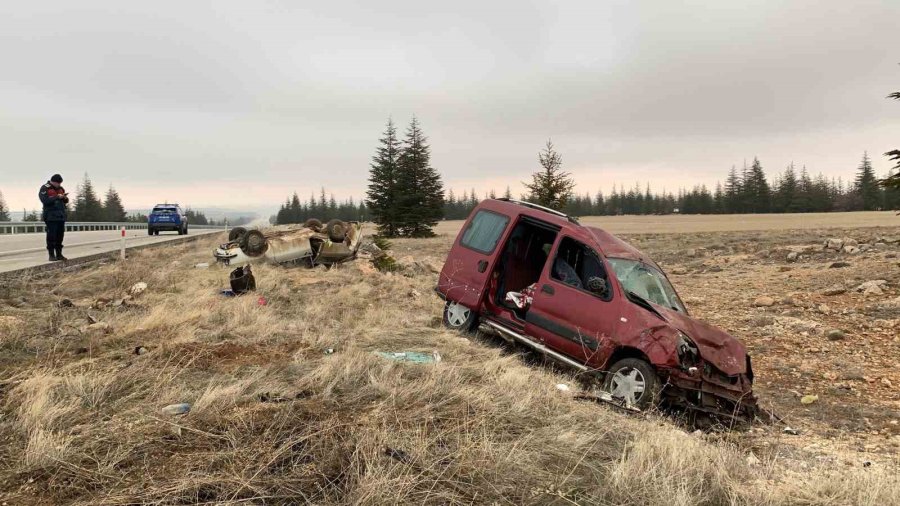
[476,199,657,267]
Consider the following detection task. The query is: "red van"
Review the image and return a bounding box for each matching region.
[436,199,757,421]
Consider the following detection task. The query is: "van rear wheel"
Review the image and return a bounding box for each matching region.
[604,358,661,410]
[442,301,477,333]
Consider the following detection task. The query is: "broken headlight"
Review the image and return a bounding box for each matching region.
[676,331,700,367]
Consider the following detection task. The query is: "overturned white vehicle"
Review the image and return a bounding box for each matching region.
[214,219,363,267]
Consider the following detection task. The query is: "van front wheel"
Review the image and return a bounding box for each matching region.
[443,301,477,333]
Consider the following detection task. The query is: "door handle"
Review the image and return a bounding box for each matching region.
[477,260,488,273]
[541,284,555,295]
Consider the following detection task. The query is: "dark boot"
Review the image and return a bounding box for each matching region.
[48,249,58,262]
[55,248,68,261]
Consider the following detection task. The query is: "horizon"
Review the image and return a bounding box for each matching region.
[1,1,899,213]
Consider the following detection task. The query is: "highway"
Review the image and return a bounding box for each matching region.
[0,228,224,273]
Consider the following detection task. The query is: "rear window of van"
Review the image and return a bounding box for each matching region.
[460,210,509,254]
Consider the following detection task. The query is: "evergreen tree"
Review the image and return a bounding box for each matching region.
[73,173,104,222]
[523,139,576,211]
[743,158,771,213]
[724,165,741,213]
[503,186,513,199]
[0,190,9,221]
[854,152,881,210]
[23,209,40,221]
[103,185,127,222]
[775,163,799,213]
[366,118,402,236]
[883,89,900,190]
[394,117,444,237]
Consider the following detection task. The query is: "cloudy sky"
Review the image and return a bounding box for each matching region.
[1,0,898,214]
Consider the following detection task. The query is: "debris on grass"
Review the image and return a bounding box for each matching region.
[375,351,442,364]
[128,282,148,297]
[160,403,191,416]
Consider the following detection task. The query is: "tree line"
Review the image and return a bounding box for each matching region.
[274,188,371,224]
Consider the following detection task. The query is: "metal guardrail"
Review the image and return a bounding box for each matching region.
[0,221,227,235]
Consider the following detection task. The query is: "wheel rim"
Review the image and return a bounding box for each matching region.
[609,367,646,407]
[446,302,471,327]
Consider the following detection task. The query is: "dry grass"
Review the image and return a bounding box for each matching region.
[0,233,898,504]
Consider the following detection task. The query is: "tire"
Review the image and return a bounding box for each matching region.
[148,228,153,236]
[603,358,662,410]
[183,226,188,235]
[229,226,248,245]
[154,229,160,236]
[324,219,347,242]
[442,301,478,333]
[177,227,183,235]
[243,230,268,257]
[304,218,323,232]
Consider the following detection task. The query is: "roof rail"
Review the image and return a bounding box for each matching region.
[495,198,580,224]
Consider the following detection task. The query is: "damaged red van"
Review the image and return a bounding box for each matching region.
[436,199,757,421]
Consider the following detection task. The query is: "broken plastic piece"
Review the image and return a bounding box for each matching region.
[161,403,191,416]
[375,351,442,364]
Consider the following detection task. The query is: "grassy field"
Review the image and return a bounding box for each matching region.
[434,210,899,235]
[1,214,899,504]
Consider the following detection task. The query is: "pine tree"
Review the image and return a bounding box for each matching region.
[775,163,799,213]
[103,185,127,222]
[0,190,10,221]
[366,118,402,237]
[743,158,771,213]
[724,165,741,213]
[73,173,104,222]
[394,117,444,237]
[523,139,576,211]
[503,186,513,199]
[854,152,881,210]
[882,90,900,190]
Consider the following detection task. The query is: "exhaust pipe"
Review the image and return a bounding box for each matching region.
[482,320,589,372]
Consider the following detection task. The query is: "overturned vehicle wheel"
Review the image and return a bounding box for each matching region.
[243,230,269,257]
[304,218,323,232]
[604,358,662,410]
[229,226,249,246]
[442,301,477,333]
[325,219,347,242]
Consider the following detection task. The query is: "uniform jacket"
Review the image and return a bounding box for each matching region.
[39,182,69,222]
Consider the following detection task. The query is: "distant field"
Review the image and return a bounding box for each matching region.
[433,211,898,236]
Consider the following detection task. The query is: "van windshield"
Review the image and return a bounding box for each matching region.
[607,258,686,313]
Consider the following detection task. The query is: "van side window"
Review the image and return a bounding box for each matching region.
[460,210,509,254]
[550,237,612,300]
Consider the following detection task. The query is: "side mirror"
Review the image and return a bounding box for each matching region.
[586,276,609,298]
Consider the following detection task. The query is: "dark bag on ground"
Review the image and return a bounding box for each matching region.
[230,265,256,294]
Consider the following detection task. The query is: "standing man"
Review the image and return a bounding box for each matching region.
[39,174,69,261]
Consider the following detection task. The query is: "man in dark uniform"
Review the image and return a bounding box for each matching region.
[39,174,69,261]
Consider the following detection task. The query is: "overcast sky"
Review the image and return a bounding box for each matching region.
[1,0,898,215]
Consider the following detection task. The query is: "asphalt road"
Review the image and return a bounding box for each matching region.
[0,228,223,273]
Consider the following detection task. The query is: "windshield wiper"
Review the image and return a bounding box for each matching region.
[625,290,665,320]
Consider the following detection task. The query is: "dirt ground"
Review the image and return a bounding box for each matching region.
[404,215,900,463]
[1,213,898,504]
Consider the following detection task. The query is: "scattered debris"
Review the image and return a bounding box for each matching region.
[160,403,191,416]
[220,289,237,297]
[783,427,801,435]
[323,348,335,355]
[257,296,268,306]
[229,265,256,295]
[195,262,210,269]
[134,346,147,355]
[57,298,74,308]
[128,282,148,297]
[801,394,819,405]
[556,383,571,392]
[375,351,442,364]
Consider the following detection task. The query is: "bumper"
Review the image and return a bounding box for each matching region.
[665,369,758,421]
[150,223,182,230]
